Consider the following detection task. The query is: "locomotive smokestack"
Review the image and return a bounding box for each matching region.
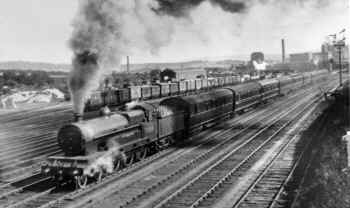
[281,39,285,63]
[73,112,83,122]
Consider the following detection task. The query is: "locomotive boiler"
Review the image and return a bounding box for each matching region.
[42,106,160,188]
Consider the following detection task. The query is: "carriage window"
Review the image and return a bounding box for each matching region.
[192,105,197,114]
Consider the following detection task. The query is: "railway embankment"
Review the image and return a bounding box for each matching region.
[288,82,350,208]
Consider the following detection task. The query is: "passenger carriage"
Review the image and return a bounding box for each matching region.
[288,74,305,90]
[277,76,294,95]
[258,78,280,102]
[159,88,234,135]
[224,82,261,113]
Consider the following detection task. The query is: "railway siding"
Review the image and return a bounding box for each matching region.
[40,84,313,208]
[155,94,323,208]
[58,82,332,208]
[0,75,339,208]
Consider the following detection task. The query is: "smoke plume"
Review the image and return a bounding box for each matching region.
[69,0,174,114]
[83,141,125,177]
[69,52,99,115]
[153,0,247,17]
[68,0,348,113]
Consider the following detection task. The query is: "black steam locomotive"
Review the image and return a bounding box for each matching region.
[42,70,329,188]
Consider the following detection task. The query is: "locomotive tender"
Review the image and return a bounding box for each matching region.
[42,70,330,188]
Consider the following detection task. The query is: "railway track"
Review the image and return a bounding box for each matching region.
[0,174,54,208]
[0,83,310,208]
[150,80,338,208]
[0,104,260,207]
[150,94,321,208]
[0,104,71,123]
[269,104,332,208]
[230,110,324,208]
[43,85,323,208]
[0,106,72,181]
[0,79,337,208]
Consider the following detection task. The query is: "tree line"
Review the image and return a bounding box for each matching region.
[0,70,66,95]
[109,68,176,88]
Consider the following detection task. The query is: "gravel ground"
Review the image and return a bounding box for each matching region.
[291,89,350,208]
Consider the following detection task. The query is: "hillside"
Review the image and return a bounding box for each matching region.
[120,59,247,73]
[0,60,240,73]
[0,53,282,73]
[0,61,71,72]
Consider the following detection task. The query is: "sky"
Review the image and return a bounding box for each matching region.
[0,0,348,64]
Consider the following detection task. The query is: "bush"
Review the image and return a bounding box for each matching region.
[0,69,54,93]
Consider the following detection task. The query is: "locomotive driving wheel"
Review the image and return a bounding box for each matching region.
[76,175,88,189]
[124,153,135,166]
[96,170,104,182]
[114,159,122,171]
[156,139,168,150]
[135,147,148,161]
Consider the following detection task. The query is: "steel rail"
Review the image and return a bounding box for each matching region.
[154,95,320,208]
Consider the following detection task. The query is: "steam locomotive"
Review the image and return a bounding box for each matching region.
[42,70,330,188]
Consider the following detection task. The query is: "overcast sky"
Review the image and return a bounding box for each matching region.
[0,0,348,64]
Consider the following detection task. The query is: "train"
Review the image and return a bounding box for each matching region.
[84,75,242,111]
[42,70,330,188]
[84,70,331,112]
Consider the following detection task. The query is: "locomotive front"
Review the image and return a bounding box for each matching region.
[57,124,85,156]
[41,112,144,187]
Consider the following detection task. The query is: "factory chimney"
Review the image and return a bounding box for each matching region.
[127,56,130,75]
[281,39,286,63]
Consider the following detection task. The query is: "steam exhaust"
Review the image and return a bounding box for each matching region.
[69,51,99,119]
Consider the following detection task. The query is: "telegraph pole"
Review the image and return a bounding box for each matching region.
[329,29,346,86]
[334,40,345,86]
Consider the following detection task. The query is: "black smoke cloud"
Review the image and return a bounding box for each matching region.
[153,0,247,17]
[153,0,335,17]
[67,0,345,115]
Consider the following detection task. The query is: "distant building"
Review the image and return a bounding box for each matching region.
[311,52,326,65]
[289,52,320,71]
[290,52,327,65]
[289,52,313,63]
[322,43,349,64]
